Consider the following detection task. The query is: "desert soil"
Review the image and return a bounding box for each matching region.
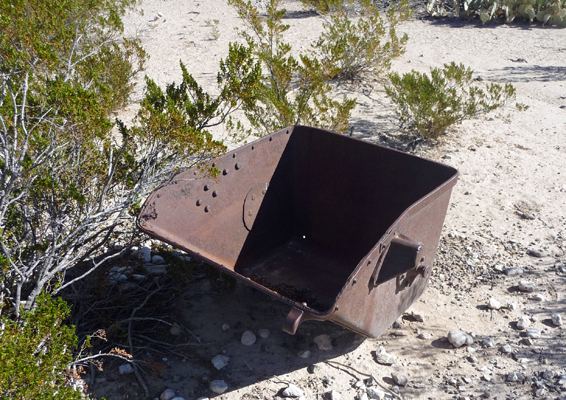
[89,1,566,399]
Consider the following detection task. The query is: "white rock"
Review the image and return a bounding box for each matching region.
[258,328,270,338]
[391,372,408,386]
[152,255,165,265]
[517,315,531,330]
[417,332,432,340]
[543,370,555,380]
[525,328,541,339]
[358,393,369,400]
[211,355,229,370]
[483,337,495,347]
[160,389,176,400]
[507,371,524,382]
[241,330,257,346]
[282,384,303,398]
[508,302,518,311]
[447,330,473,348]
[366,387,385,400]
[138,246,152,263]
[505,267,524,276]
[210,380,228,394]
[119,364,134,374]
[375,346,396,365]
[408,310,426,322]
[467,346,476,353]
[222,323,230,331]
[297,350,311,359]
[502,344,512,353]
[518,280,536,292]
[488,298,502,310]
[314,334,333,351]
[169,322,182,336]
[530,293,545,301]
[552,313,563,326]
[327,390,341,400]
[171,398,185,400]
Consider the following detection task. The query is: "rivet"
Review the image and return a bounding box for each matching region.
[157,194,161,198]
[233,153,237,158]
[251,194,256,201]
[213,162,217,167]
[353,279,357,284]
[223,169,229,175]
[420,256,425,262]
[252,145,255,150]
[212,190,218,197]
[196,199,202,206]
[262,189,267,195]
[204,185,209,191]
[205,206,210,212]
[248,210,253,217]
[335,305,340,311]
[174,180,178,184]
[193,171,197,175]
[286,130,290,134]
[235,163,241,170]
[269,137,273,141]
[368,260,372,265]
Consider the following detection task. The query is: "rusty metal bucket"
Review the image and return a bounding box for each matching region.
[137,126,458,337]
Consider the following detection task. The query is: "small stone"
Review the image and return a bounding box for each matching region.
[171,397,185,400]
[314,334,333,351]
[358,393,369,400]
[326,390,341,400]
[366,387,385,400]
[173,375,181,383]
[282,384,303,398]
[530,293,545,301]
[221,323,230,331]
[542,370,555,380]
[531,315,539,322]
[138,246,152,263]
[552,313,563,326]
[527,249,545,258]
[447,330,473,348]
[132,274,146,281]
[505,267,524,276]
[297,349,311,358]
[417,332,432,340]
[211,355,229,370]
[525,327,541,339]
[307,363,321,374]
[169,322,182,336]
[508,302,518,311]
[119,364,134,374]
[483,374,492,382]
[258,328,270,338]
[152,255,165,265]
[210,380,228,394]
[375,346,396,365]
[502,344,513,354]
[241,330,257,346]
[391,372,408,387]
[517,315,531,330]
[483,337,495,347]
[488,298,502,310]
[518,280,536,292]
[507,371,524,382]
[535,388,546,397]
[524,337,534,346]
[161,389,176,400]
[468,355,478,363]
[408,310,426,322]
[467,346,476,353]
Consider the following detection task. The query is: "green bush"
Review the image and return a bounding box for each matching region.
[315,0,412,82]
[0,293,81,399]
[385,62,516,139]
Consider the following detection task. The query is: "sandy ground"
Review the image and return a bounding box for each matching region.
[90,1,566,399]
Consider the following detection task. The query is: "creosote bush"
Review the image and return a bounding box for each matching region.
[385,62,516,139]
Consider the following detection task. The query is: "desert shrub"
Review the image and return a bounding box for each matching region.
[228,0,356,135]
[385,62,516,139]
[427,0,566,25]
[315,0,412,82]
[0,293,81,399]
[301,0,345,13]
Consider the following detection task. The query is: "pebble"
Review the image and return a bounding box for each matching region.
[152,255,165,265]
[307,364,321,374]
[297,350,311,359]
[505,267,524,276]
[138,246,152,263]
[221,323,230,331]
[327,390,341,400]
[366,387,385,399]
[483,374,492,382]
[552,313,563,326]
[508,302,518,311]
[531,315,539,322]
[507,371,524,382]
[467,346,476,353]
[502,344,513,354]
[518,280,536,292]
[119,364,134,374]
[391,372,408,387]
[408,310,426,322]
[526,327,541,339]
[535,388,546,397]
[210,380,228,394]
[447,330,473,348]
[417,332,432,340]
[517,315,531,330]
[258,328,270,338]
[160,389,176,400]
[375,346,397,365]
[314,334,333,351]
[241,330,257,346]
[169,322,182,336]
[211,355,229,370]
[282,384,304,398]
[530,293,545,301]
[358,393,369,400]
[483,337,495,347]
[171,398,185,400]
[132,274,147,281]
[542,370,555,380]
[488,298,502,310]
[468,355,478,363]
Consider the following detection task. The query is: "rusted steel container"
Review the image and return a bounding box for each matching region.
[138,125,458,337]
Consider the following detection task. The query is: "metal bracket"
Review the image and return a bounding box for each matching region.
[243,183,269,231]
[370,235,425,287]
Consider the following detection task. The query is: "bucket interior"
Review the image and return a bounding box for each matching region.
[233,128,456,312]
